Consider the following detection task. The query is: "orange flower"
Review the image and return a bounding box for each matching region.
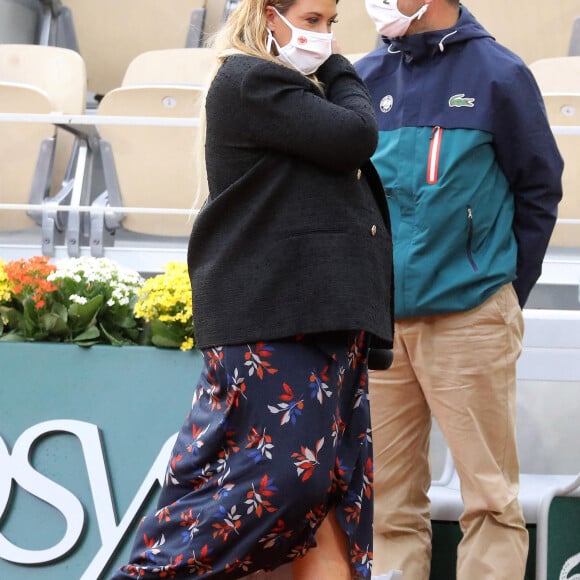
[4,256,58,309]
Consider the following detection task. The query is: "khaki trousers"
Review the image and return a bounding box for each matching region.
[370,284,529,579]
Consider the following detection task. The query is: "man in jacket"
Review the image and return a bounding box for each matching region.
[356,1,564,578]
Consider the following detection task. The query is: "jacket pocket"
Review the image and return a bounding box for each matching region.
[466,205,478,271]
[427,126,443,185]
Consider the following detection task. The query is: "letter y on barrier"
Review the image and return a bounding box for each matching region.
[82,432,178,580]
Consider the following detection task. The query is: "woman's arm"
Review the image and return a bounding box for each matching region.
[238,55,378,172]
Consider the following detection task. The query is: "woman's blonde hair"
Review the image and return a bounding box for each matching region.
[213,0,297,61]
[192,0,332,210]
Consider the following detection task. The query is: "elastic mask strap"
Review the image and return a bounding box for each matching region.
[413,4,429,20]
[266,28,282,54]
[273,7,295,33]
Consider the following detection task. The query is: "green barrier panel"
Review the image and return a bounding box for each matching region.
[430,521,537,579]
[548,497,580,579]
[430,508,580,580]
[0,343,203,580]
[3,343,578,579]
[431,521,460,578]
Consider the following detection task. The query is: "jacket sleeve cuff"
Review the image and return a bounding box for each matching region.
[316,54,356,84]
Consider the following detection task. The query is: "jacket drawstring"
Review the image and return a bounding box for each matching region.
[438,30,458,52]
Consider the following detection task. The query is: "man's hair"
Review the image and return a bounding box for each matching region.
[446,0,461,5]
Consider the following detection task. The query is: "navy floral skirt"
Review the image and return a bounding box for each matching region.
[112,332,373,579]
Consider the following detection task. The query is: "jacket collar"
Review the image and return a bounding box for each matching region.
[382,6,492,63]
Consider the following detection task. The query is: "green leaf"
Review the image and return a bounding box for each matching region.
[100,324,138,346]
[151,334,181,348]
[115,315,140,330]
[43,314,69,337]
[22,299,42,337]
[72,326,101,343]
[0,331,27,342]
[69,295,103,328]
[149,319,183,349]
[0,305,22,328]
[52,302,68,319]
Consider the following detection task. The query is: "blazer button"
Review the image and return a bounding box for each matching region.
[357,169,362,180]
[370,225,377,236]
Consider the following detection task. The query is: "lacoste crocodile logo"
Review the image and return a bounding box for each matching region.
[449,94,475,108]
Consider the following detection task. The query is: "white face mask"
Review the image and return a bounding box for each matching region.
[267,8,333,75]
[365,0,429,38]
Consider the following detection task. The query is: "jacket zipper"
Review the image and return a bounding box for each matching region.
[427,126,443,185]
[466,206,478,271]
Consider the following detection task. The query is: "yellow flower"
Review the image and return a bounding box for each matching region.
[180,337,195,351]
[134,262,194,349]
[135,262,192,323]
[0,260,14,303]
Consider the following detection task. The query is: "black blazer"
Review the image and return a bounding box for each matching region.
[188,53,394,350]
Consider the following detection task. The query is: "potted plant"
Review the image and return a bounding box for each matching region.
[0,256,194,349]
[0,256,201,580]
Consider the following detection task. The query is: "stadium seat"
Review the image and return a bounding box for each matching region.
[64,0,205,97]
[0,43,85,111]
[0,0,77,47]
[0,81,55,232]
[529,56,580,248]
[0,43,87,254]
[201,0,232,41]
[121,47,216,88]
[44,0,79,51]
[90,84,207,255]
[86,47,215,255]
[568,16,580,56]
[0,0,42,44]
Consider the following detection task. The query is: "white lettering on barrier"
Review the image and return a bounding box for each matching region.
[0,420,177,579]
[0,421,85,564]
[2,421,579,579]
[82,431,177,580]
[560,552,580,580]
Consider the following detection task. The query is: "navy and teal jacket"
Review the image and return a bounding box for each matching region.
[355,6,563,320]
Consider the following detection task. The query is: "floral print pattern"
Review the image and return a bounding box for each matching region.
[112,332,373,579]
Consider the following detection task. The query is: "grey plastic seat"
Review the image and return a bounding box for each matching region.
[569,16,580,56]
[0,0,77,47]
[0,0,43,44]
[0,43,86,254]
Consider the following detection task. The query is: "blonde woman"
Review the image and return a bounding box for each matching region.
[112,0,393,578]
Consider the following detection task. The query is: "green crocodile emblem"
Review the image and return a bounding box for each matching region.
[449,93,475,108]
